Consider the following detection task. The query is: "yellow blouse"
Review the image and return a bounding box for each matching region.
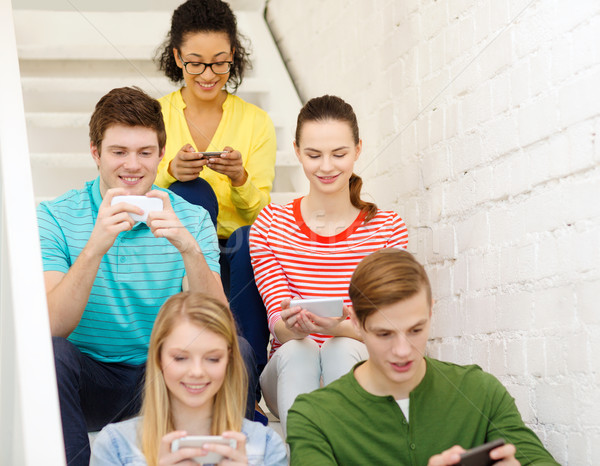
[156,89,277,238]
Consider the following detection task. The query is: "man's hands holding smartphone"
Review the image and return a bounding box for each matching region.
[427,439,519,466]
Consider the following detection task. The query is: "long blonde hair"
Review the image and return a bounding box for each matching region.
[140,292,247,466]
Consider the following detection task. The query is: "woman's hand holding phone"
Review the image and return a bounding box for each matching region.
[205,431,247,465]
[205,145,248,186]
[169,144,209,182]
[276,299,311,341]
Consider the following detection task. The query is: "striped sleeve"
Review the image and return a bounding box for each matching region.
[249,204,291,339]
[385,212,409,249]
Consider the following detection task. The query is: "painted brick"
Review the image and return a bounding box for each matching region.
[567,433,588,466]
[469,339,489,370]
[576,279,600,325]
[505,339,527,376]
[488,339,506,375]
[480,29,512,81]
[504,383,534,423]
[457,211,489,252]
[536,382,574,424]
[496,289,534,331]
[518,93,559,148]
[499,242,536,284]
[552,0,600,37]
[529,49,552,98]
[533,285,576,329]
[509,58,530,105]
[464,294,496,334]
[526,337,545,377]
[422,1,448,40]
[559,68,600,128]
[566,331,589,374]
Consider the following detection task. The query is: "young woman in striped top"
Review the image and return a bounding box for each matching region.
[249,95,408,433]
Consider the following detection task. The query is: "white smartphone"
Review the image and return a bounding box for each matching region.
[111,195,163,222]
[289,297,344,318]
[171,435,236,464]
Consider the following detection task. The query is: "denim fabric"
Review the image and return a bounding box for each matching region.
[90,417,288,466]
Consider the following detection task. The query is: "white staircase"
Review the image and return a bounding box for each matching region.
[14,4,307,205]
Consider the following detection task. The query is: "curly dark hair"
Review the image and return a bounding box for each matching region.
[156,0,251,92]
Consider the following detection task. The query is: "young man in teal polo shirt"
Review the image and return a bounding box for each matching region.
[37,87,255,465]
[287,248,558,465]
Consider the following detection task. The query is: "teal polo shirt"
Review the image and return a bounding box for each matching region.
[37,177,220,365]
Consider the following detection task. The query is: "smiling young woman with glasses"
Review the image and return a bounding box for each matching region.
[154,0,277,426]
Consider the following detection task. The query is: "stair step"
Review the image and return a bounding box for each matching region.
[20,75,272,113]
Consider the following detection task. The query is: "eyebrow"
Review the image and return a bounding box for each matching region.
[369,318,428,333]
[183,51,229,60]
[304,146,350,153]
[106,145,157,151]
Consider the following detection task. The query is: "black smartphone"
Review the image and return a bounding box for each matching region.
[197,151,224,158]
[458,438,505,466]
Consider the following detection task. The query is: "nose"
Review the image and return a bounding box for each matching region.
[188,359,204,378]
[200,65,216,79]
[391,334,413,359]
[123,153,141,171]
[320,155,334,172]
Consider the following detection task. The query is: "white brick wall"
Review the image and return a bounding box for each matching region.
[267,0,600,463]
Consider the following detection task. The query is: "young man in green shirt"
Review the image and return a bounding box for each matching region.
[287,248,558,465]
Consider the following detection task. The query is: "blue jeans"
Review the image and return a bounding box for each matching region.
[169,178,219,228]
[53,335,258,465]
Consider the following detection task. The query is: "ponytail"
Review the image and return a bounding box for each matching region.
[349,173,378,223]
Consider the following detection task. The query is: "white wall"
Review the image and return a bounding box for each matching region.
[267,0,600,463]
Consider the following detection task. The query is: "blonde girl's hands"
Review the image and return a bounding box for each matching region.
[205,146,248,187]
[168,144,208,182]
[158,431,205,466]
[207,431,247,465]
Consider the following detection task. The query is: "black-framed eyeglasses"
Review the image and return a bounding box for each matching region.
[178,53,233,75]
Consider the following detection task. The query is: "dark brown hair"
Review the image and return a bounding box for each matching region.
[156,0,250,92]
[295,95,378,222]
[89,86,166,151]
[349,248,432,329]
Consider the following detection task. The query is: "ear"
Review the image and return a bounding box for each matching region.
[293,140,301,161]
[173,48,183,69]
[90,142,101,168]
[159,146,165,161]
[429,299,435,319]
[348,306,362,335]
[355,139,363,161]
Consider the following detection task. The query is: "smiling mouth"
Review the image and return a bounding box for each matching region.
[120,176,141,184]
[317,174,340,182]
[182,382,209,393]
[197,81,218,89]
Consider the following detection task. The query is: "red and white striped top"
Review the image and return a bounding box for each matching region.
[249,197,408,354]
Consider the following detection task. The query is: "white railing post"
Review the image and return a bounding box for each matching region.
[0,0,65,464]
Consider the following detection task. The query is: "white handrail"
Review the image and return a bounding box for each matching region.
[0,0,65,464]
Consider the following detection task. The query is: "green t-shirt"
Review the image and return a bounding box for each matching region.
[287,358,558,465]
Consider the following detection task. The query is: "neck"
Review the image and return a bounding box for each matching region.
[303,186,357,223]
[171,400,214,435]
[181,87,227,113]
